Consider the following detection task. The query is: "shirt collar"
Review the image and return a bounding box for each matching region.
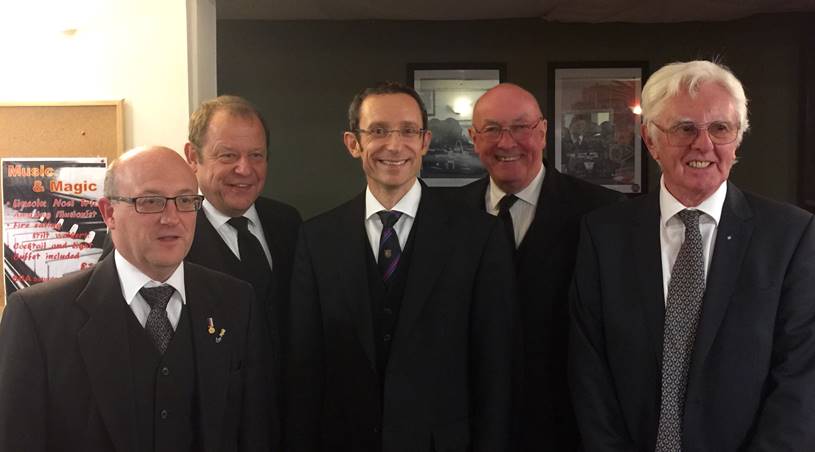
[114,250,186,305]
[488,164,545,210]
[202,198,261,229]
[365,179,422,221]
[659,176,727,227]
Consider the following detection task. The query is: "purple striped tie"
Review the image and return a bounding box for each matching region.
[377,210,403,281]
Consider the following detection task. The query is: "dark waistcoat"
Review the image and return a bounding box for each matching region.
[125,304,199,452]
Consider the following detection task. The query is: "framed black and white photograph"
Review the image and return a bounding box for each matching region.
[548,62,648,194]
[408,63,506,187]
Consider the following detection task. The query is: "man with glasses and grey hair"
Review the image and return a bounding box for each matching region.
[284,82,516,452]
[570,60,815,450]
[0,146,273,452]
[455,83,620,451]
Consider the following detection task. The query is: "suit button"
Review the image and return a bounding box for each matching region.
[383,308,393,315]
[160,409,168,419]
[161,366,170,376]
[383,334,392,342]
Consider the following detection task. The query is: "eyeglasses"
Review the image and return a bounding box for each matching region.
[356,127,426,140]
[472,118,544,143]
[109,195,204,214]
[652,121,740,146]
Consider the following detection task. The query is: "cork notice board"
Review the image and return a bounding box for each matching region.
[0,100,124,311]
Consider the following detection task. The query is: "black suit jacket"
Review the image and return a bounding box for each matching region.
[570,182,815,451]
[456,167,622,451]
[0,256,273,452]
[185,197,302,343]
[284,184,516,452]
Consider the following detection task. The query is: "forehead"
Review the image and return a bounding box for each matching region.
[660,82,737,122]
[475,89,540,124]
[205,110,266,144]
[359,93,422,125]
[119,155,197,195]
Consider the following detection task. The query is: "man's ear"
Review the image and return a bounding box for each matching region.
[184,143,199,172]
[98,197,116,229]
[420,129,432,156]
[343,132,362,158]
[641,123,659,161]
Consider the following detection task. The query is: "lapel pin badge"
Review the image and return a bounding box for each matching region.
[207,317,215,335]
[215,328,226,344]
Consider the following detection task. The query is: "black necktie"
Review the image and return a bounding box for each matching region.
[227,216,272,298]
[497,194,519,249]
[139,285,175,355]
[656,209,706,452]
[377,211,403,281]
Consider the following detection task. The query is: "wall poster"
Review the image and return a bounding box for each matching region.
[2,157,107,296]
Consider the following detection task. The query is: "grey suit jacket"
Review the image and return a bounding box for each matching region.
[570,182,815,451]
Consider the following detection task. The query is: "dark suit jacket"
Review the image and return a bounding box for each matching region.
[570,182,815,451]
[284,184,516,452]
[456,166,622,451]
[0,256,273,452]
[183,196,302,344]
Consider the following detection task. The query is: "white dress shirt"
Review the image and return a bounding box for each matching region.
[485,165,545,248]
[114,251,186,330]
[364,179,421,262]
[658,177,728,304]
[202,199,274,271]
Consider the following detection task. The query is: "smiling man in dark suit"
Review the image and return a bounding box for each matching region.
[570,60,815,450]
[0,146,272,452]
[183,95,301,351]
[284,82,516,452]
[456,83,621,451]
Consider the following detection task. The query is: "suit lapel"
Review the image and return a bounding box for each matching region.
[186,263,230,452]
[257,200,285,299]
[516,167,568,267]
[691,182,753,371]
[390,188,453,362]
[632,194,666,364]
[76,257,136,452]
[193,210,242,269]
[335,194,377,368]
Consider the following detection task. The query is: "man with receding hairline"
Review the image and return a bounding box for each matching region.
[455,83,621,451]
[0,146,273,452]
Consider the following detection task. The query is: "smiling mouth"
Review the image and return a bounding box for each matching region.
[378,159,408,166]
[496,155,521,162]
[688,160,712,169]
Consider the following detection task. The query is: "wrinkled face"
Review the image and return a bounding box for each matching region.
[186,110,267,217]
[644,82,740,206]
[344,93,431,197]
[100,150,198,281]
[470,85,546,194]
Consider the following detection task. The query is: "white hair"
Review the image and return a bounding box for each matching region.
[641,60,749,143]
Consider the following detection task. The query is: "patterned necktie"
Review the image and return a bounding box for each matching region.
[377,210,403,281]
[656,209,706,452]
[228,216,272,298]
[140,284,176,355]
[497,194,519,249]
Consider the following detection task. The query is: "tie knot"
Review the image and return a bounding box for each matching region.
[228,216,250,233]
[677,209,701,229]
[497,194,519,214]
[377,210,402,229]
[139,285,175,310]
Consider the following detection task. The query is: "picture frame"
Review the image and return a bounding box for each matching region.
[408,63,506,187]
[547,62,648,194]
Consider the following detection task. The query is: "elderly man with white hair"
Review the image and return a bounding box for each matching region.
[569,60,815,451]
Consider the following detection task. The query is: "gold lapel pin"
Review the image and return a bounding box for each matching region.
[207,317,215,335]
[216,328,226,343]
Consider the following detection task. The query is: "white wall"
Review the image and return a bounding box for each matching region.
[0,0,216,154]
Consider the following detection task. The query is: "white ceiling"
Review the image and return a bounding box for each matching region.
[217,0,815,22]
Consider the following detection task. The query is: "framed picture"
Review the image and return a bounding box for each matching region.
[547,62,648,194]
[408,63,506,187]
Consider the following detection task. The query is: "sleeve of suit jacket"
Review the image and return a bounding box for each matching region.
[0,293,48,452]
[569,216,638,452]
[283,228,323,452]
[745,215,815,450]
